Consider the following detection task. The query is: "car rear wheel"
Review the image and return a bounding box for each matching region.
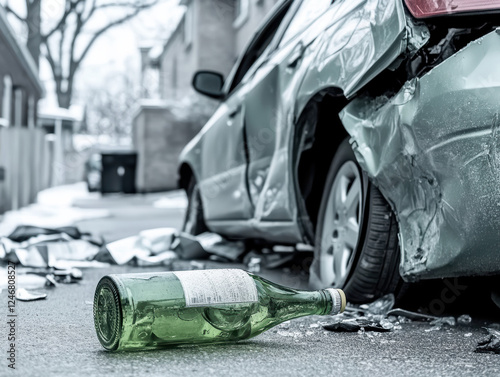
[183,177,208,235]
[310,138,403,303]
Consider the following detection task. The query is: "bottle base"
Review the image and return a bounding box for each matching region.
[94,277,122,350]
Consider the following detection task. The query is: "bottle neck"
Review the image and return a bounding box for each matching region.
[271,288,346,323]
[271,289,333,323]
[323,288,345,315]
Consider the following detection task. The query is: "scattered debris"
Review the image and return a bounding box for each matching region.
[173,233,209,260]
[8,225,89,243]
[386,308,438,322]
[430,316,456,327]
[324,294,397,333]
[103,230,179,266]
[136,228,177,255]
[476,328,500,354]
[1,226,102,269]
[458,314,472,325]
[45,275,58,287]
[189,261,206,270]
[248,257,262,273]
[3,222,306,273]
[361,292,395,315]
[0,270,53,290]
[15,289,47,301]
[134,251,177,267]
[103,236,143,265]
[323,294,473,336]
[52,260,109,269]
[196,233,246,261]
[324,317,394,333]
[244,250,295,270]
[52,268,83,283]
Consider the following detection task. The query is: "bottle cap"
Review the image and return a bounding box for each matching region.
[325,288,346,315]
[94,277,122,350]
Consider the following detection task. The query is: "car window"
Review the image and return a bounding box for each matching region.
[228,1,292,93]
[278,0,333,48]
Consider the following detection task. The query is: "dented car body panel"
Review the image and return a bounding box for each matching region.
[181,0,408,241]
[341,30,500,280]
[179,0,500,281]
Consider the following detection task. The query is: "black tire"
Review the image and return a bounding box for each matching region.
[310,138,404,303]
[182,177,208,235]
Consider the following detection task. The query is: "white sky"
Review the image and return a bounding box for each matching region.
[2,0,184,107]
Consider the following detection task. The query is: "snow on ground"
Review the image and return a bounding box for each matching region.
[37,182,100,207]
[153,191,188,209]
[0,182,110,237]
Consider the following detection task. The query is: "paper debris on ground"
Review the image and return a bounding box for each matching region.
[476,328,500,354]
[15,288,47,301]
[104,230,179,266]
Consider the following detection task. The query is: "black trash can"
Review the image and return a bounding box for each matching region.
[100,152,137,194]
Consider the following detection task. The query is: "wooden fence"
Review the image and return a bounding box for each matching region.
[0,127,53,213]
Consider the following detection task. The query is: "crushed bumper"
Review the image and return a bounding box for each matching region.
[341,30,500,281]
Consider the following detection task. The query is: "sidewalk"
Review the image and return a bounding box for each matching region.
[0,182,187,243]
[73,188,187,243]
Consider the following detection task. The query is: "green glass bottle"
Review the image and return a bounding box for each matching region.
[93,269,346,351]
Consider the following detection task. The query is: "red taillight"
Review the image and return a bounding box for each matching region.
[405,0,500,18]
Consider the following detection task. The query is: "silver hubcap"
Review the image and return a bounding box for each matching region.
[320,161,362,288]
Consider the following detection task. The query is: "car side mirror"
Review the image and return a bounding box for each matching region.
[192,71,224,99]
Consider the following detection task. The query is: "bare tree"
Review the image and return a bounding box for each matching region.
[5,0,159,108]
[83,71,138,142]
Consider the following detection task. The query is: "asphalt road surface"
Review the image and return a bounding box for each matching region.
[1,192,499,376]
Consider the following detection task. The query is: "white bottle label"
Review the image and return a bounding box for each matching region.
[173,269,258,307]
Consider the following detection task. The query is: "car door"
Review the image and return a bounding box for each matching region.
[199,1,292,222]
[198,91,250,221]
[242,0,335,221]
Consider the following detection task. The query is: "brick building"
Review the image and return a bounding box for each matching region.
[133,0,279,192]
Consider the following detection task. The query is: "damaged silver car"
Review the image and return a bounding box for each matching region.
[178,0,500,303]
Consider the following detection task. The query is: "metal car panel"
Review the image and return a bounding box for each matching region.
[340,30,500,280]
[196,96,254,221]
[295,0,406,114]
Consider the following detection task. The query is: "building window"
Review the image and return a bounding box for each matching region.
[184,5,193,47]
[233,0,249,29]
[1,75,12,127]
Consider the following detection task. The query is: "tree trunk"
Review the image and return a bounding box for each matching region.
[26,0,41,69]
[57,90,72,109]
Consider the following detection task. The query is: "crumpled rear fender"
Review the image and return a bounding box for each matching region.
[341,30,500,281]
[294,0,407,117]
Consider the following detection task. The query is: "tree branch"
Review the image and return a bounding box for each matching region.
[43,42,60,83]
[82,0,98,22]
[25,0,41,8]
[5,5,26,23]
[76,2,158,65]
[93,0,158,10]
[69,7,85,79]
[42,0,85,41]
